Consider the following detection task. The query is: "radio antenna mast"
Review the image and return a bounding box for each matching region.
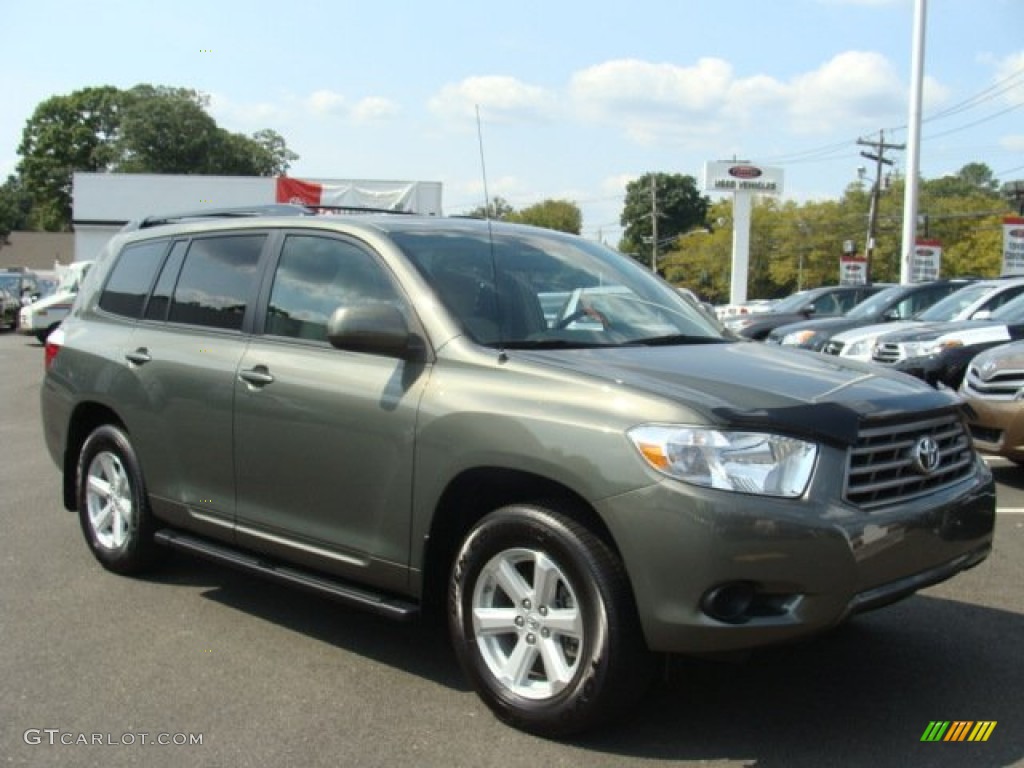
[474,105,506,359]
[475,105,493,219]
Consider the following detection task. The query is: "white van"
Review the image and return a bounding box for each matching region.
[19,261,93,342]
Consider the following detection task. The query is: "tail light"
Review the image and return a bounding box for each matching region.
[44,327,65,372]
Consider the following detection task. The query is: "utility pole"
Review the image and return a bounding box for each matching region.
[857,130,904,281]
[650,176,659,273]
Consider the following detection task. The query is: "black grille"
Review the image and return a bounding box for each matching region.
[845,412,975,510]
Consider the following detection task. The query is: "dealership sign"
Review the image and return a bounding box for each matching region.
[840,254,868,285]
[1002,216,1024,276]
[912,239,942,282]
[702,162,784,195]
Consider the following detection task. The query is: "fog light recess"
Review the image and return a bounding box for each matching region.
[701,582,757,623]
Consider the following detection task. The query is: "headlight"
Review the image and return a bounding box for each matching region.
[844,339,870,357]
[627,425,818,497]
[902,339,962,358]
[780,329,818,347]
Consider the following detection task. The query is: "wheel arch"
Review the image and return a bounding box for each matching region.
[62,402,127,511]
[419,467,623,617]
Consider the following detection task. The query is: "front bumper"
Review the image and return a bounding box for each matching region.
[597,453,995,654]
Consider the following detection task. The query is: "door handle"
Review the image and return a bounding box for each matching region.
[238,366,275,387]
[125,348,152,365]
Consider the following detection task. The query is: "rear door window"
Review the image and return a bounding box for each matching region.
[168,234,266,331]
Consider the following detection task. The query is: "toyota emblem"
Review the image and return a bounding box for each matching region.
[911,436,941,475]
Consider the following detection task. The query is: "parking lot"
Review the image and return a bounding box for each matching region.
[1,329,1021,768]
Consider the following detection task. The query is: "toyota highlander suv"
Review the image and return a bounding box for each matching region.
[41,205,995,737]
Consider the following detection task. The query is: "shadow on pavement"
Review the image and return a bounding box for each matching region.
[143,552,1022,766]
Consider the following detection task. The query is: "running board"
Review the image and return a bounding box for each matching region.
[153,529,419,622]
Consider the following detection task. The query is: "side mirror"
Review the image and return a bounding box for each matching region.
[801,304,816,317]
[327,303,419,359]
[882,309,900,321]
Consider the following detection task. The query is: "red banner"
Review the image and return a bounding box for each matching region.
[275,177,322,205]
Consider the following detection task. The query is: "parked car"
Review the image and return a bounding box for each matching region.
[872,292,1024,388]
[960,341,1024,463]
[41,206,995,737]
[19,260,93,342]
[767,279,976,351]
[0,268,41,324]
[824,277,1024,361]
[0,287,21,330]
[725,283,890,341]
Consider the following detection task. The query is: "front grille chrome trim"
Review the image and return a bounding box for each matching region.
[844,411,976,510]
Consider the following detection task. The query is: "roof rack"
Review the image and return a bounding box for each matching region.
[128,203,417,231]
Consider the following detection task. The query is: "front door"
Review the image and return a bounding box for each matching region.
[232,232,428,592]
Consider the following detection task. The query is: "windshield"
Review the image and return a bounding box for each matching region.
[844,285,907,320]
[0,275,21,293]
[914,283,990,322]
[770,290,814,313]
[391,226,725,347]
[991,292,1024,322]
[56,264,89,293]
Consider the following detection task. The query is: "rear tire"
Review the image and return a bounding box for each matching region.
[77,425,161,574]
[449,503,655,737]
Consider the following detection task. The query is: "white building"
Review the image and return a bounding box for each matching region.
[71,173,444,262]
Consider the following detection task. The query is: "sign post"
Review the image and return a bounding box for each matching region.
[702,162,784,306]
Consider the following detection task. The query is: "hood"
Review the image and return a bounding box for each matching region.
[26,290,76,311]
[881,320,1002,343]
[515,341,959,447]
[832,320,921,343]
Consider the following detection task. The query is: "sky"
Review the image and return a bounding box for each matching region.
[2,0,1022,242]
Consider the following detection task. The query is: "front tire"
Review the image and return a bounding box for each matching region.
[449,504,654,737]
[77,424,160,574]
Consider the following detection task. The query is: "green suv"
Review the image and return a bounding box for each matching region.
[41,206,995,736]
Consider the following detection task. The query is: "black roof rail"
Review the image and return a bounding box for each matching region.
[125,203,419,232]
[130,204,314,230]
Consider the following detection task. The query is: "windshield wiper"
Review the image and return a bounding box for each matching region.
[498,339,619,350]
[630,334,729,346]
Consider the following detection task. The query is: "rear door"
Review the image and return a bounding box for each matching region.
[125,233,267,539]
[232,231,429,593]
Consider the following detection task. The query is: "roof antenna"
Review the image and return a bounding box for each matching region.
[475,105,507,361]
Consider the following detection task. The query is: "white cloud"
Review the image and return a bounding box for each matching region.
[786,51,904,133]
[429,76,557,124]
[566,52,910,145]
[351,97,400,122]
[994,51,1024,107]
[206,92,287,127]
[307,89,347,116]
[1000,135,1024,152]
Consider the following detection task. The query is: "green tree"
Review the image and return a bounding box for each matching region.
[618,173,710,265]
[0,175,33,245]
[115,86,220,173]
[17,84,299,229]
[464,196,516,220]
[16,85,124,230]
[510,199,582,234]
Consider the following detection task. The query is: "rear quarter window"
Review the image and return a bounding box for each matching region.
[98,241,168,318]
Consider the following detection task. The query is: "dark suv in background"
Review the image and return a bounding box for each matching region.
[41,206,995,736]
[724,283,890,340]
[766,279,976,351]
